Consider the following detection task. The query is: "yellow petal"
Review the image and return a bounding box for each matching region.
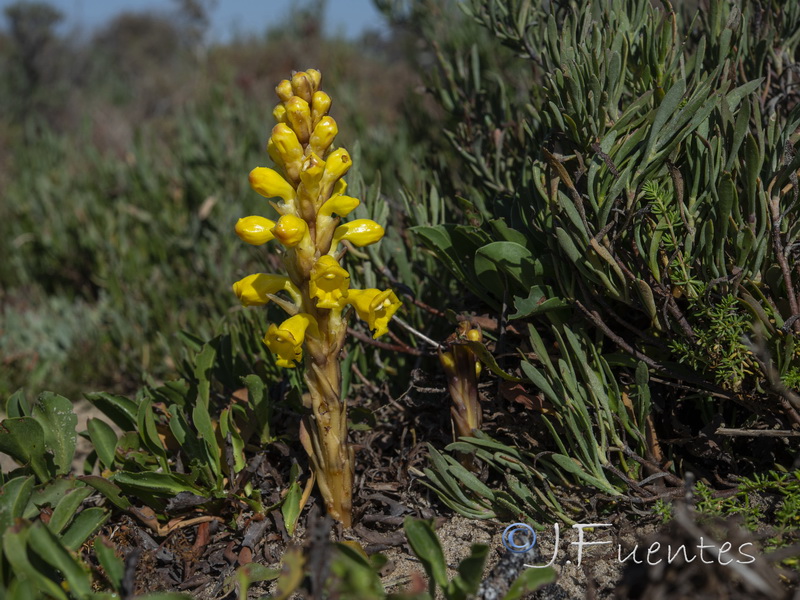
[272,103,287,123]
[310,255,350,309]
[263,313,317,367]
[276,79,293,102]
[347,288,401,338]
[311,91,332,126]
[232,273,291,307]
[331,219,385,251]
[285,96,312,143]
[319,195,360,218]
[272,214,309,247]
[291,71,314,102]
[249,167,295,202]
[270,124,304,169]
[235,216,276,245]
[309,116,338,157]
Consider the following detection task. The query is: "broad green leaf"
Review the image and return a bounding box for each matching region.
[6,389,29,418]
[244,374,271,443]
[60,507,109,550]
[453,544,489,595]
[503,566,557,600]
[27,522,93,598]
[94,536,124,591]
[3,526,69,600]
[404,517,448,591]
[78,476,132,511]
[87,418,118,470]
[84,392,138,432]
[281,479,302,537]
[48,487,93,535]
[0,476,35,532]
[194,343,217,407]
[0,417,51,482]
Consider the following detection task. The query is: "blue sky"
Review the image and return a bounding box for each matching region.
[0,0,388,40]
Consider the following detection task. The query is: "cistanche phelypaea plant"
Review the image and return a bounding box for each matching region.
[232,69,401,527]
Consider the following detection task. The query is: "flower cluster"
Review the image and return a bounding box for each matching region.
[232,69,401,368]
[230,69,400,526]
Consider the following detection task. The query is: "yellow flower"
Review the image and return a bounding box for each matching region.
[232,274,295,307]
[347,289,401,338]
[272,214,309,248]
[330,219,385,252]
[264,313,317,368]
[249,167,295,202]
[235,216,276,245]
[272,103,287,123]
[310,256,350,308]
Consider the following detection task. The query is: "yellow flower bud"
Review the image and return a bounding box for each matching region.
[309,116,338,157]
[291,71,314,102]
[330,219,385,251]
[235,216,276,245]
[319,195,360,218]
[249,167,295,202]
[273,103,287,123]
[311,91,332,126]
[272,214,309,247]
[233,273,292,307]
[299,153,325,192]
[264,313,318,368]
[467,328,482,342]
[306,68,322,92]
[439,351,456,372]
[266,138,285,171]
[310,255,350,309]
[285,96,312,144]
[270,124,304,172]
[276,79,293,102]
[346,289,402,339]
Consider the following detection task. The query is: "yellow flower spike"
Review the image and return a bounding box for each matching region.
[272,103,288,123]
[311,91,332,126]
[291,71,314,102]
[306,68,322,92]
[330,219,385,252]
[309,116,338,157]
[310,255,351,309]
[235,216,276,245]
[276,79,293,102]
[285,96,312,144]
[319,195,360,218]
[249,167,295,202]
[346,289,402,339]
[270,123,304,178]
[272,214,309,248]
[232,273,294,307]
[264,313,318,368]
